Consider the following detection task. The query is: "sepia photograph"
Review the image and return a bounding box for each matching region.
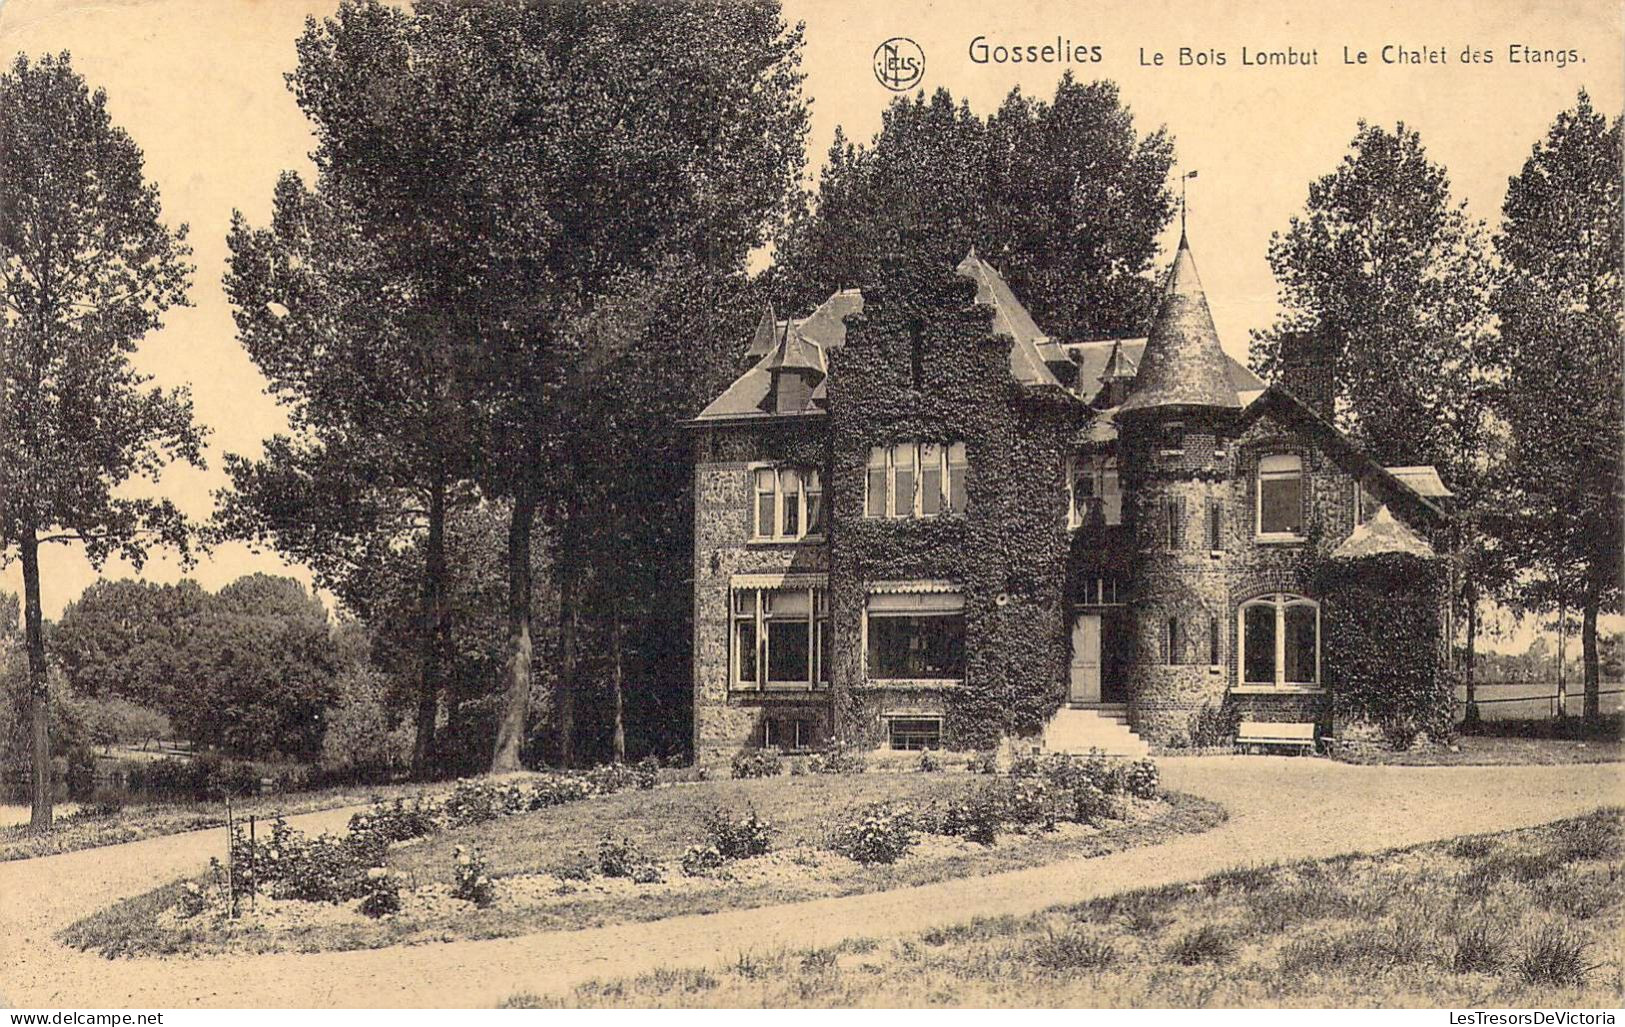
[0,0,1620,1013]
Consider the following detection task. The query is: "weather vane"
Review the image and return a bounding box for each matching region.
[1180,169,1199,233]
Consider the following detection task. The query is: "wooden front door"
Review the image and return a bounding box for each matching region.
[1069,614,1102,703]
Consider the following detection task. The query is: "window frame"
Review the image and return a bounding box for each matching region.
[1235,593,1321,690]
[1255,453,1307,542]
[750,463,825,543]
[864,589,966,684]
[864,442,967,520]
[1066,453,1122,529]
[731,581,829,691]
[887,717,942,751]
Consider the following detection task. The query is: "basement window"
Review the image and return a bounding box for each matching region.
[888,718,942,751]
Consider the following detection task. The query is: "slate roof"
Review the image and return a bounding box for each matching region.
[1332,504,1438,560]
[1061,337,1263,407]
[1117,234,1242,414]
[700,290,864,421]
[953,249,1067,389]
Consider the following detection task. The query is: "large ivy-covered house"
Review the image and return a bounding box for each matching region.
[687,232,1456,765]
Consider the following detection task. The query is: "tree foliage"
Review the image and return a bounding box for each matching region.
[775,76,1175,340]
[1487,91,1623,717]
[0,52,204,829]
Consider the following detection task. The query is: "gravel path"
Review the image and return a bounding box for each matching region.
[0,757,1618,1008]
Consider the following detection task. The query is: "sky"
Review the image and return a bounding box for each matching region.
[0,0,1618,647]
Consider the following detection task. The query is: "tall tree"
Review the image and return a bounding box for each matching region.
[1489,91,1622,719]
[776,75,1175,339]
[0,53,203,830]
[1249,121,1498,695]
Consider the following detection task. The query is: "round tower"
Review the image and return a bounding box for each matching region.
[1115,232,1241,745]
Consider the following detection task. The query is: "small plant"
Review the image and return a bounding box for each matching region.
[965,750,998,775]
[349,796,440,844]
[1167,925,1233,965]
[598,834,644,878]
[1072,781,1114,826]
[583,762,642,795]
[730,748,783,779]
[630,862,664,885]
[442,779,504,826]
[681,844,726,876]
[1449,835,1496,860]
[704,806,772,859]
[807,746,867,775]
[917,749,942,773]
[939,787,1002,846]
[1188,700,1240,748]
[452,845,496,907]
[358,868,402,918]
[553,851,595,882]
[1452,918,1503,973]
[828,804,917,864]
[528,774,592,809]
[1555,813,1622,862]
[1514,923,1589,987]
[634,755,661,790]
[1002,777,1059,832]
[175,880,209,919]
[1029,927,1117,970]
[1125,759,1159,800]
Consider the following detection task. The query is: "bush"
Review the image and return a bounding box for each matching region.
[681,844,727,876]
[630,862,663,885]
[938,788,1002,846]
[272,833,368,903]
[176,880,209,919]
[452,845,496,907]
[553,851,595,882]
[965,750,998,775]
[65,747,97,801]
[1167,925,1233,965]
[1125,759,1159,800]
[806,746,866,775]
[1515,923,1588,987]
[828,804,917,864]
[319,668,411,777]
[1073,782,1115,827]
[1452,918,1503,973]
[583,762,641,795]
[358,868,401,918]
[917,750,942,773]
[597,835,644,878]
[1001,777,1060,831]
[634,756,661,790]
[349,796,440,844]
[731,748,783,779]
[1009,753,1043,778]
[442,779,504,826]
[704,806,772,859]
[528,774,592,809]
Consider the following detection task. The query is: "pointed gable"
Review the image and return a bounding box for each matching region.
[1332,505,1437,560]
[954,249,1065,389]
[745,301,779,361]
[1117,233,1241,414]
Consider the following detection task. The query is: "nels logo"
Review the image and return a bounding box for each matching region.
[873,37,925,91]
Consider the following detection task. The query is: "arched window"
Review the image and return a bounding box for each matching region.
[1237,594,1319,688]
[1256,453,1305,539]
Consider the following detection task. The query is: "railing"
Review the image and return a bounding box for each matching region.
[1456,684,1625,719]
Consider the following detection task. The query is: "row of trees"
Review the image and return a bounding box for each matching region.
[1249,94,1621,721]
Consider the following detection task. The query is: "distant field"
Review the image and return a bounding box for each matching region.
[1460,682,1624,720]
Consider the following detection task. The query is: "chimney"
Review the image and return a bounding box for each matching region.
[1278,332,1335,420]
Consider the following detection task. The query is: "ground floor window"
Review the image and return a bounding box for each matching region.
[1238,593,1319,687]
[888,717,941,751]
[763,717,817,752]
[733,581,828,689]
[866,590,965,681]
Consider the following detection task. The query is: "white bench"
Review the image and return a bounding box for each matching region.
[1236,720,1317,754]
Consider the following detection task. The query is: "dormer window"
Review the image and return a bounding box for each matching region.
[1256,454,1305,540]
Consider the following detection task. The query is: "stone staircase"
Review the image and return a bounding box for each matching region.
[1042,705,1149,757]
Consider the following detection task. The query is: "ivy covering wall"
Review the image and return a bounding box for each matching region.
[1316,552,1454,744]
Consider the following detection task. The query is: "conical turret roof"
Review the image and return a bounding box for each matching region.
[745,301,779,360]
[1118,234,1240,414]
[1099,338,1138,384]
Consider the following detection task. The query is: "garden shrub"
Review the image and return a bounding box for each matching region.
[917,750,942,773]
[730,748,783,779]
[452,845,496,907]
[176,880,209,919]
[806,746,867,775]
[65,747,97,800]
[634,756,661,790]
[681,844,727,876]
[630,862,663,884]
[349,796,440,844]
[442,779,504,826]
[1001,777,1059,831]
[553,851,595,881]
[272,833,368,903]
[1125,759,1159,800]
[597,835,644,878]
[938,787,1002,846]
[965,750,998,775]
[704,806,772,859]
[1073,782,1114,826]
[828,804,917,864]
[358,868,402,918]
[528,774,592,809]
[583,762,641,795]
[1009,753,1043,779]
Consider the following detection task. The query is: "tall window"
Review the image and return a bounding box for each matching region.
[865,442,968,519]
[1207,501,1224,550]
[1256,454,1305,539]
[733,583,829,689]
[1066,454,1121,528]
[1208,613,1221,665]
[1166,616,1183,665]
[866,590,965,680]
[752,465,824,541]
[1237,594,1320,688]
[1165,496,1185,549]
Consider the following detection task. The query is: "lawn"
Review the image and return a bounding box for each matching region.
[0,781,428,862]
[1332,734,1625,767]
[62,769,1224,958]
[507,808,1625,1009]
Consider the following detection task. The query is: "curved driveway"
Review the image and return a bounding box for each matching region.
[1,757,1619,1008]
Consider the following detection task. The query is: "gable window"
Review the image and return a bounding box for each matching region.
[752,465,823,541]
[866,590,965,681]
[888,717,942,751]
[732,581,829,690]
[1066,454,1121,528]
[1238,594,1320,688]
[1256,454,1305,539]
[865,443,969,519]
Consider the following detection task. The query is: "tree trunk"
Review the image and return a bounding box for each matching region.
[1464,577,1480,725]
[22,531,51,833]
[1555,600,1568,718]
[611,614,626,763]
[491,488,537,773]
[1582,590,1600,720]
[556,539,578,769]
[413,477,448,777]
